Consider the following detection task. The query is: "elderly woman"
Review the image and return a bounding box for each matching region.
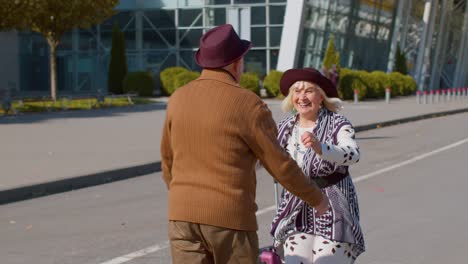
[270,68,365,264]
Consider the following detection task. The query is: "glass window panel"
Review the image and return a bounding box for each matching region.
[270,49,279,70]
[100,12,134,32]
[251,27,266,47]
[179,29,203,48]
[269,0,286,2]
[58,32,73,51]
[205,8,226,26]
[270,5,286,24]
[207,0,230,4]
[78,30,96,51]
[244,50,266,76]
[100,31,112,49]
[269,26,282,47]
[251,6,266,25]
[143,29,176,49]
[178,0,204,7]
[123,30,136,50]
[180,50,202,71]
[143,10,175,29]
[235,0,265,3]
[179,9,203,27]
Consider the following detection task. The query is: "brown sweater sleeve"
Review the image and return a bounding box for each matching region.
[160,107,173,189]
[244,102,324,207]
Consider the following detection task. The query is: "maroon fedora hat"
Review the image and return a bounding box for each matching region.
[195,24,252,69]
[280,67,339,98]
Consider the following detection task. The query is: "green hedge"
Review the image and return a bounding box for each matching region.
[263,70,283,97]
[338,68,416,100]
[240,72,260,94]
[123,71,154,96]
[160,67,189,95]
[173,71,200,89]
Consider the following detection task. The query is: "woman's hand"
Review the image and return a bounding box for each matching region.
[301,131,322,155]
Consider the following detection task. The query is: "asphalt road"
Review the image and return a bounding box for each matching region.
[1,113,467,264]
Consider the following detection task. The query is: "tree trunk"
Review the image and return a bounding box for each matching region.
[47,38,57,101]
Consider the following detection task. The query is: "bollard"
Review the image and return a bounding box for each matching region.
[416,90,421,104]
[429,90,434,104]
[385,87,391,104]
[423,90,428,104]
[353,89,359,104]
[459,88,463,100]
[442,89,446,102]
[435,89,440,103]
[447,88,452,101]
[465,87,468,99]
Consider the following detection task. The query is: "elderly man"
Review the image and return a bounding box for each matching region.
[161,24,329,264]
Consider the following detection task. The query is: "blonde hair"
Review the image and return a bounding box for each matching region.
[281,81,343,113]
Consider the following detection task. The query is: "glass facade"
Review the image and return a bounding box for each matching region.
[298,0,398,71]
[15,0,287,95]
[6,0,468,96]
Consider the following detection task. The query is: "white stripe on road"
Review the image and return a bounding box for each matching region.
[99,137,468,264]
[352,137,468,184]
[99,242,170,264]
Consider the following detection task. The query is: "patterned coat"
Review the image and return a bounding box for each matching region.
[270,108,365,257]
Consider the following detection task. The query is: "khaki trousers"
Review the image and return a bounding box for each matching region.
[168,221,259,264]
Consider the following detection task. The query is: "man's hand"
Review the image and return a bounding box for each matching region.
[314,193,330,216]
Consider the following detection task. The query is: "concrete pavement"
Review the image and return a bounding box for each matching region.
[1,95,467,205]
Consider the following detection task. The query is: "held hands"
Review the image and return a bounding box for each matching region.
[301,131,322,155]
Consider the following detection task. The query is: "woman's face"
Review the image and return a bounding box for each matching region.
[292,82,324,117]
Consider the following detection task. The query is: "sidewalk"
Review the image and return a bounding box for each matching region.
[1,95,467,204]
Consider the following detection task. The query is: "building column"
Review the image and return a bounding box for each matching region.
[453,0,468,88]
[387,0,404,72]
[429,0,452,90]
[414,0,438,91]
[266,0,271,74]
[399,0,412,51]
[276,0,306,71]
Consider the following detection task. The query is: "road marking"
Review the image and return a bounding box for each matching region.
[99,137,468,264]
[353,137,468,183]
[99,242,169,264]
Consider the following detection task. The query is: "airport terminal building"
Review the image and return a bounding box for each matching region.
[0,0,467,96]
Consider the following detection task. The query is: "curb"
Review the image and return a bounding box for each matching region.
[1,107,467,205]
[0,162,160,205]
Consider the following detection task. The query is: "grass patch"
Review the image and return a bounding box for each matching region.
[1,97,153,115]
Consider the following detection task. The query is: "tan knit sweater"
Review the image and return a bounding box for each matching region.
[161,69,323,231]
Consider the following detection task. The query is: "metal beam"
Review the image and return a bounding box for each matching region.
[276,0,306,71]
[387,0,404,72]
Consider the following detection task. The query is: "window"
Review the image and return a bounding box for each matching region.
[251,6,266,25]
[270,5,286,25]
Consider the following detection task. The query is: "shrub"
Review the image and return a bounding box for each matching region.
[123,71,154,96]
[403,75,417,95]
[240,72,260,94]
[338,69,368,100]
[388,72,406,96]
[160,67,189,95]
[108,23,128,94]
[173,71,200,89]
[370,71,390,98]
[263,70,283,97]
[322,35,340,71]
